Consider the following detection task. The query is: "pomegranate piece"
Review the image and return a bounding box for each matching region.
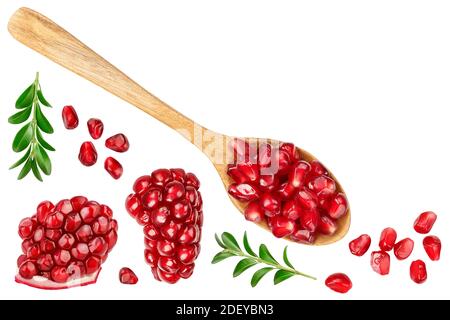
[127,169,202,284]
[105,133,129,153]
[79,141,98,167]
[410,260,427,284]
[393,238,414,260]
[423,236,441,261]
[379,227,397,251]
[119,267,139,285]
[413,211,437,234]
[104,157,123,179]
[87,118,104,139]
[15,197,118,290]
[349,234,371,257]
[371,251,390,275]
[62,105,79,129]
[325,273,352,294]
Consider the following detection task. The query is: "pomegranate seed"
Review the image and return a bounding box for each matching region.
[288,161,310,188]
[379,228,397,251]
[178,225,199,244]
[144,250,159,267]
[414,211,437,234]
[37,254,54,272]
[152,169,172,186]
[17,255,27,268]
[62,105,79,129]
[296,188,318,211]
[136,210,151,226]
[151,207,170,226]
[19,261,37,279]
[80,202,101,224]
[40,239,56,253]
[54,249,71,266]
[327,193,348,219]
[133,175,152,194]
[119,267,139,285]
[172,200,192,220]
[36,201,55,224]
[176,245,197,265]
[269,216,295,238]
[164,181,186,203]
[317,215,337,235]
[92,216,110,235]
[71,243,89,260]
[227,165,247,184]
[125,194,142,218]
[299,210,319,232]
[371,251,390,275]
[349,234,371,256]
[58,234,76,250]
[291,229,315,244]
[410,260,427,284]
[157,269,180,284]
[309,160,327,177]
[76,225,94,242]
[236,162,259,183]
[258,143,273,168]
[70,196,88,212]
[308,175,336,197]
[85,256,101,274]
[259,174,279,192]
[244,201,265,223]
[88,237,108,256]
[64,213,82,233]
[260,193,281,215]
[186,173,200,189]
[281,199,302,220]
[18,218,36,239]
[104,157,123,179]
[325,273,352,294]
[157,240,176,257]
[144,224,160,240]
[105,133,129,153]
[158,257,180,274]
[423,236,441,261]
[79,141,98,167]
[27,244,41,259]
[179,264,195,279]
[87,118,104,139]
[170,168,186,183]
[161,221,180,241]
[280,143,299,161]
[45,212,64,229]
[276,182,296,200]
[393,238,414,260]
[228,183,261,202]
[57,199,73,215]
[45,229,62,242]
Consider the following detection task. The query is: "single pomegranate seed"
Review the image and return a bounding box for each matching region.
[76,225,93,242]
[18,218,36,239]
[54,249,71,266]
[157,269,180,284]
[85,256,101,275]
[259,174,278,192]
[288,161,310,188]
[80,202,101,224]
[79,141,98,167]
[170,168,186,183]
[151,207,170,226]
[176,245,197,265]
[19,261,37,279]
[228,183,261,202]
[92,216,110,235]
[178,264,195,279]
[423,236,441,261]
[104,157,123,179]
[70,196,88,212]
[105,133,129,153]
[309,160,327,177]
[62,105,79,129]
[64,213,82,233]
[281,199,302,220]
[280,143,299,161]
[269,216,295,238]
[164,181,186,203]
[296,188,318,211]
[393,238,414,260]
[157,240,176,257]
[36,201,55,224]
[72,243,89,261]
[349,234,371,256]
[227,165,247,184]
[58,234,76,250]
[152,169,172,186]
[371,251,390,275]
[410,260,427,284]
[40,239,56,253]
[45,212,64,229]
[51,266,70,283]
[317,215,337,235]
[325,273,352,294]
[161,221,180,241]
[258,143,273,168]
[291,229,315,244]
[413,211,437,234]
[158,257,180,274]
[308,175,336,197]
[172,200,191,220]
[299,210,319,232]
[276,182,296,200]
[327,193,348,219]
[379,228,397,251]
[244,201,265,223]
[133,175,152,194]
[178,225,199,244]
[236,163,259,183]
[37,254,54,272]
[87,118,104,139]
[125,194,142,218]
[260,193,281,215]
[119,267,139,285]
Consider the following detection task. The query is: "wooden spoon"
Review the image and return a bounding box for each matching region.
[8,7,350,245]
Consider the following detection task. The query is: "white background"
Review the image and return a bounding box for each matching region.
[0,0,448,300]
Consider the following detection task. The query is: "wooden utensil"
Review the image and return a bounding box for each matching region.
[8,7,350,245]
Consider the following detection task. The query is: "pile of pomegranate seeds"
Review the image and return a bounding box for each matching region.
[62,106,127,179]
[16,197,118,290]
[119,267,139,285]
[227,139,348,244]
[126,169,203,284]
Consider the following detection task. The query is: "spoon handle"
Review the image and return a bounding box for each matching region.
[8,7,201,141]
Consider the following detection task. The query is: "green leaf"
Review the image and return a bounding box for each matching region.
[35,145,52,175]
[37,89,52,107]
[12,123,33,152]
[243,231,257,257]
[8,107,32,124]
[233,258,258,277]
[17,158,32,180]
[283,247,295,269]
[31,160,43,182]
[15,84,35,109]
[259,244,278,265]
[215,234,227,249]
[9,147,31,170]
[211,251,236,264]
[274,270,296,285]
[35,105,54,134]
[221,232,241,251]
[36,130,55,151]
[251,267,274,287]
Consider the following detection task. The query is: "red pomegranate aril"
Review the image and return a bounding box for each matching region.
[152,169,172,186]
[18,218,36,239]
[318,215,337,235]
[80,202,100,224]
[179,264,195,279]
[58,234,76,250]
[157,269,180,284]
[296,188,318,211]
[423,236,441,261]
[33,226,45,242]
[89,237,108,256]
[133,175,152,194]
[136,210,151,225]
[62,105,79,129]
[85,256,101,275]
[67,261,86,280]
[275,150,291,174]
[327,193,348,219]
[144,250,159,267]
[19,261,37,279]
[151,207,170,226]
[45,212,64,229]
[325,273,352,294]
[269,216,295,238]
[87,118,104,140]
[72,243,89,260]
[288,161,310,188]
[244,201,265,223]
[79,141,98,167]
[349,234,371,257]
[170,168,186,183]
[105,133,129,153]
[259,174,278,192]
[277,182,296,200]
[410,260,427,284]
[414,211,437,234]
[260,193,281,215]
[227,165,248,184]
[161,221,180,241]
[394,238,414,260]
[76,225,93,242]
[371,251,390,275]
[125,194,142,218]
[36,201,55,224]
[158,257,180,273]
[92,216,110,235]
[119,267,139,285]
[27,244,41,259]
[54,249,71,266]
[299,210,319,232]
[70,195,88,213]
[228,183,261,202]
[45,229,63,242]
[280,143,299,161]
[258,143,272,167]
[186,173,200,189]
[164,181,186,203]
[176,245,197,265]
[144,238,158,251]
[379,228,397,251]
[40,239,56,253]
[144,224,160,240]
[236,162,259,183]
[171,200,191,220]
[178,225,199,244]
[281,200,302,221]
[37,254,54,272]
[308,175,336,197]
[157,239,176,257]
[104,157,123,179]
[22,239,33,254]
[291,229,315,244]
[309,160,327,178]
[56,199,73,215]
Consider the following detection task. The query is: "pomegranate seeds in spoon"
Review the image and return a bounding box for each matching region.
[62,105,79,129]
[119,267,138,285]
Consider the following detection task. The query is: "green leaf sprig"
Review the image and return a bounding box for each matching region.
[8,72,55,181]
[212,232,316,287]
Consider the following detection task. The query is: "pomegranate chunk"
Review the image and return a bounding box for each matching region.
[105,133,129,153]
[371,251,390,275]
[393,238,414,260]
[62,105,79,129]
[126,169,202,284]
[423,236,441,261]
[119,267,139,285]
[410,260,427,284]
[79,141,98,167]
[15,196,118,290]
[413,211,437,234]
[104,157,123,180]
[325,273,352,294]
[379,228,397,251]
[87,118,104,140]
[349,234,371,257]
